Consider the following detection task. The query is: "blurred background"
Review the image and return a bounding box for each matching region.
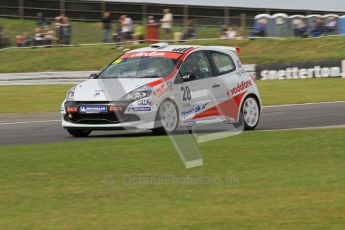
[1,0,345,48]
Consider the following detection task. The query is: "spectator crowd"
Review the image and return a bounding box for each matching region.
[0,7,253,50]
[13,12,71,47]
[292,16,337,38]
[101,9,175,51]
[251,14,340,38]
[1,10,343,49]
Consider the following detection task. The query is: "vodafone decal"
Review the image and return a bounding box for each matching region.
[230,80,252,95]
[256,59,345,80]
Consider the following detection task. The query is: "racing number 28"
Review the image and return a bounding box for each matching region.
[181,86,191,101]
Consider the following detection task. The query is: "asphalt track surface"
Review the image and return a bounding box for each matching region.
[0,101,345,145]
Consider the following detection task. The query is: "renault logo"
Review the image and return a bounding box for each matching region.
[93,89,104,98]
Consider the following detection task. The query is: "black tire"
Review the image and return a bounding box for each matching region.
[152,100,179,135]
[241,96,260,130]
[67,129,92,137]
[151,127,166,135]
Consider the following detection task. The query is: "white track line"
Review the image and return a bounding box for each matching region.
[256,124,345,132]
[0,120,60,126]
[263,100,345,108]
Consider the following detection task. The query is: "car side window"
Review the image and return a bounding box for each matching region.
[180,51,213,80]
[211,51,236,75]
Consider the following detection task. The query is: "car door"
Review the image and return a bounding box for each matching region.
[208,50,242,121]
[177,50,224,123]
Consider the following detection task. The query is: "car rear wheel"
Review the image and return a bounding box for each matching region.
[242,96,260,130]
[67,129,92,137]
[152,100,179,135]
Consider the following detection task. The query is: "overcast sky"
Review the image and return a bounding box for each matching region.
[110,0,345,12]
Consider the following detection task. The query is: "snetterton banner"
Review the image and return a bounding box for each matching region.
[255,60,345,80]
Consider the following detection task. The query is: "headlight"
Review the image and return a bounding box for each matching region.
[65,87,76,101]
[125,86,153,101]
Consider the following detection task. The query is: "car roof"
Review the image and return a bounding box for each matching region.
[127,43,199,53]
[127,43,239,55]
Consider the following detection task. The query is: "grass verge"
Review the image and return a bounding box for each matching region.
[0,128,344,229]
[0,78,344,113]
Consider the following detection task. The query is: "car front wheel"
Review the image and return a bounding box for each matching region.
[152,100,179,135]
[67,129,92,137]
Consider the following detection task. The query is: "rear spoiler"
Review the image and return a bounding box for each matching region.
[207,46,241,54]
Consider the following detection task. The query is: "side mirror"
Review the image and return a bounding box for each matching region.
[89,73,98,79]
[181,72,195,82]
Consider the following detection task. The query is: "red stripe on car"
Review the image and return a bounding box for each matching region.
[121,51,182,59]
[192,91,246,120]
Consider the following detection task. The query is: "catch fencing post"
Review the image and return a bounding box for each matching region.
[60,0,65,15]
[224,7,230,25]
[241,13,247,38]
[19,0,24,19]
[183,4,188,28]
[100,0,105,15]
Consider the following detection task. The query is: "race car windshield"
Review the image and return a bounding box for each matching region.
[99,52,181,79]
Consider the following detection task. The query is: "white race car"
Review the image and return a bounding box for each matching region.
[61,43,261,137]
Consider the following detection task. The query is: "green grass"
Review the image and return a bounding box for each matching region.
[258,78,345,105]
[0,85,69,113]
[0,128,344,229]
[0,45,120,73]
[1,36,345,73]
[0,78,344,113]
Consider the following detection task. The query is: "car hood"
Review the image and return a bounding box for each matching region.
[73,78,158,101]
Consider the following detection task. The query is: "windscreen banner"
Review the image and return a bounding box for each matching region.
[255,59,345,80]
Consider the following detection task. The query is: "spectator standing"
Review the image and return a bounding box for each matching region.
[147,15,160,43]
[101,11,112,43]
[133,21,144,44]
[36,12,49,28]
[112,22,122,49]
[292,19,308,37]
[325,17,337,35]
[160,9,173,39]
[54,15,71,45]
[251,18,267,37]
[55,15,63,44]
[61,16,71,44]
[120,15,133,51]
[148,15,155,25]
[310,18,325,37]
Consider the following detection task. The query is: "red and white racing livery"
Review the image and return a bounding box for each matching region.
[61,43,261,137]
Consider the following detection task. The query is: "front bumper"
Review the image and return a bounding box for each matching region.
[61,100,157,130]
